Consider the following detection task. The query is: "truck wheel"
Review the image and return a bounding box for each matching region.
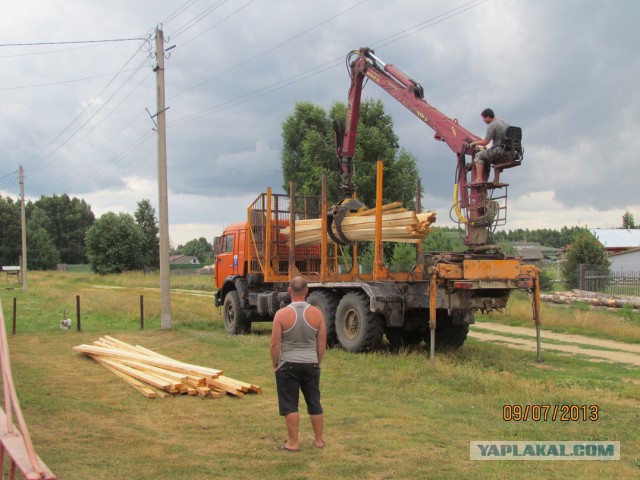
[428,310,468,349]
[223,290,251,334]
[306,291,339,346]
[335,292,383,352]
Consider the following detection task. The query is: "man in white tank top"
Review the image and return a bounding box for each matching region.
[270,276,327,452]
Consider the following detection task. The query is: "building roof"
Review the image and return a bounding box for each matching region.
[589,229,640,249]
[608,247,640,258]
[169,255,199,264]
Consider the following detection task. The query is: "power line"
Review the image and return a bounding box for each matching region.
[0,37,146,47]
[0,67,141,92]
[170,0,230,39]
[163,0,202,25]
[168,0,488,127]
[0,43,103,59]
[169,0,366,100]
[39,39,151,161]
[174,0,257,48]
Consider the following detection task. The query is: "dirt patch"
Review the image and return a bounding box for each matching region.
[470,322,640,367]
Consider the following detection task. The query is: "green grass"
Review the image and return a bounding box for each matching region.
[1,272,639,479]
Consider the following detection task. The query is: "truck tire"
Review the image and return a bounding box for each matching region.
[428,310,468,349]
[335,291,383,352]
[306,290,339,346]
[223,290,251,334]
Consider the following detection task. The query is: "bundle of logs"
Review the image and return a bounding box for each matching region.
[74,336,262,399]
[540,289,640,310]
[282,202,436,246]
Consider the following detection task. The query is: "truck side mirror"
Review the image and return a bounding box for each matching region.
[213,236,221,259]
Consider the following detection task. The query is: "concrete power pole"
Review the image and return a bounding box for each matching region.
[19,165,27,292]
[155,27,171,329]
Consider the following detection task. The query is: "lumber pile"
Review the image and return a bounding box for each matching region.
[282,202,436,246]
[540,289,640,310]
[73,336,262,399]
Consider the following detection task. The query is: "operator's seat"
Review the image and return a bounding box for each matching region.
[491,126,523,171]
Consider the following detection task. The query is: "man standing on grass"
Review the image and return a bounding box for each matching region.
[270,276,326,452]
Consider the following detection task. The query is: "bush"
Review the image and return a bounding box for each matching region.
[561,230,609,289]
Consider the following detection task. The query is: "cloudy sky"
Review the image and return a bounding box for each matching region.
[1,0,638,246]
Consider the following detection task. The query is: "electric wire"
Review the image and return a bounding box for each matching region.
[170,0,229,39]
[0,67,142,92]
[169,0,366,100]
[0,38,145,47]
[162,0,201,25]
[168,0,487,127]
[0,43,104,59]
[39,39,151,161]
[15,0,489,198]
[174,0,257,49]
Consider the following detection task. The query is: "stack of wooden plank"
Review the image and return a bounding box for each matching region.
[73,336,262,399]
[282,202,436,246]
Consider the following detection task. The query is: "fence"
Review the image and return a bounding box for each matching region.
[579,265,640,296]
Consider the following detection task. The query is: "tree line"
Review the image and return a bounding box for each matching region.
[0,194,213,273]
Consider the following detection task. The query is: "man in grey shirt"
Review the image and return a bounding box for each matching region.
[470,108,510,184]
[270,276,327,452]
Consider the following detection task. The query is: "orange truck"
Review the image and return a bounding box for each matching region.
[214,163,541,354]
[213,48,542,356]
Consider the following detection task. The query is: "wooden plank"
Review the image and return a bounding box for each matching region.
[207,379,243,397]
[98,361,157,398]
[91,356,172,391]
[0,409,56,480]
[116,359,188,383]
[74,345,223,378]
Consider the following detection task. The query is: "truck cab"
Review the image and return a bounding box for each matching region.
[214,222,247,290]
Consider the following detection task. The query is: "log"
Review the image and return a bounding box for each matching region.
[281,204,436,246]
[540,291,640,309]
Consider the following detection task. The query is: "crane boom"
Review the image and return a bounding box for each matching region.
[334,47,522,248]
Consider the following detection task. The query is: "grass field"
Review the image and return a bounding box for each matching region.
[1,272,639,479]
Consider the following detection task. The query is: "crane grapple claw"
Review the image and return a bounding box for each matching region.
[327,197,366,245]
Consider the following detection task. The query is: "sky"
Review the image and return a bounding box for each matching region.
[1,0,639,247]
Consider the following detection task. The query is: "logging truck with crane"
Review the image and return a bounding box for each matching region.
[214,47,542,357]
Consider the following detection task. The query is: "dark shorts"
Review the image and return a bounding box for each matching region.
[275,362,323,416]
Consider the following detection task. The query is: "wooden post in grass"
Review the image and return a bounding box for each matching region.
[140,295,144,330]
[76,295,81,332]
[12,298,17,335]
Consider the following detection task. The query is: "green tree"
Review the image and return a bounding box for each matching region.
[26,207,60,270]
[561,229,609,289]
[134,199,159,268]
[390,243,417,272]
[423,227,462,251]
[176,237,213,264]
[622,211,635,229]
[85,212,145,274]
[281,99,422,209]
[0,195,21,266]
[31,194,95,264]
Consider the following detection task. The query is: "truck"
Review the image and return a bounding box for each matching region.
[214,48,541,355]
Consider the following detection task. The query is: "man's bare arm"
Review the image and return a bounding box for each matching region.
[270,312,283,371]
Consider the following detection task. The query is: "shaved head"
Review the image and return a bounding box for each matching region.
[289,276,308,294]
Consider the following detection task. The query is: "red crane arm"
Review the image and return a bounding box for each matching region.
[337,48,480,170]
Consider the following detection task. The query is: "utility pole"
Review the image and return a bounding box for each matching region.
[155,26,171,329]
[18,165,27,292]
